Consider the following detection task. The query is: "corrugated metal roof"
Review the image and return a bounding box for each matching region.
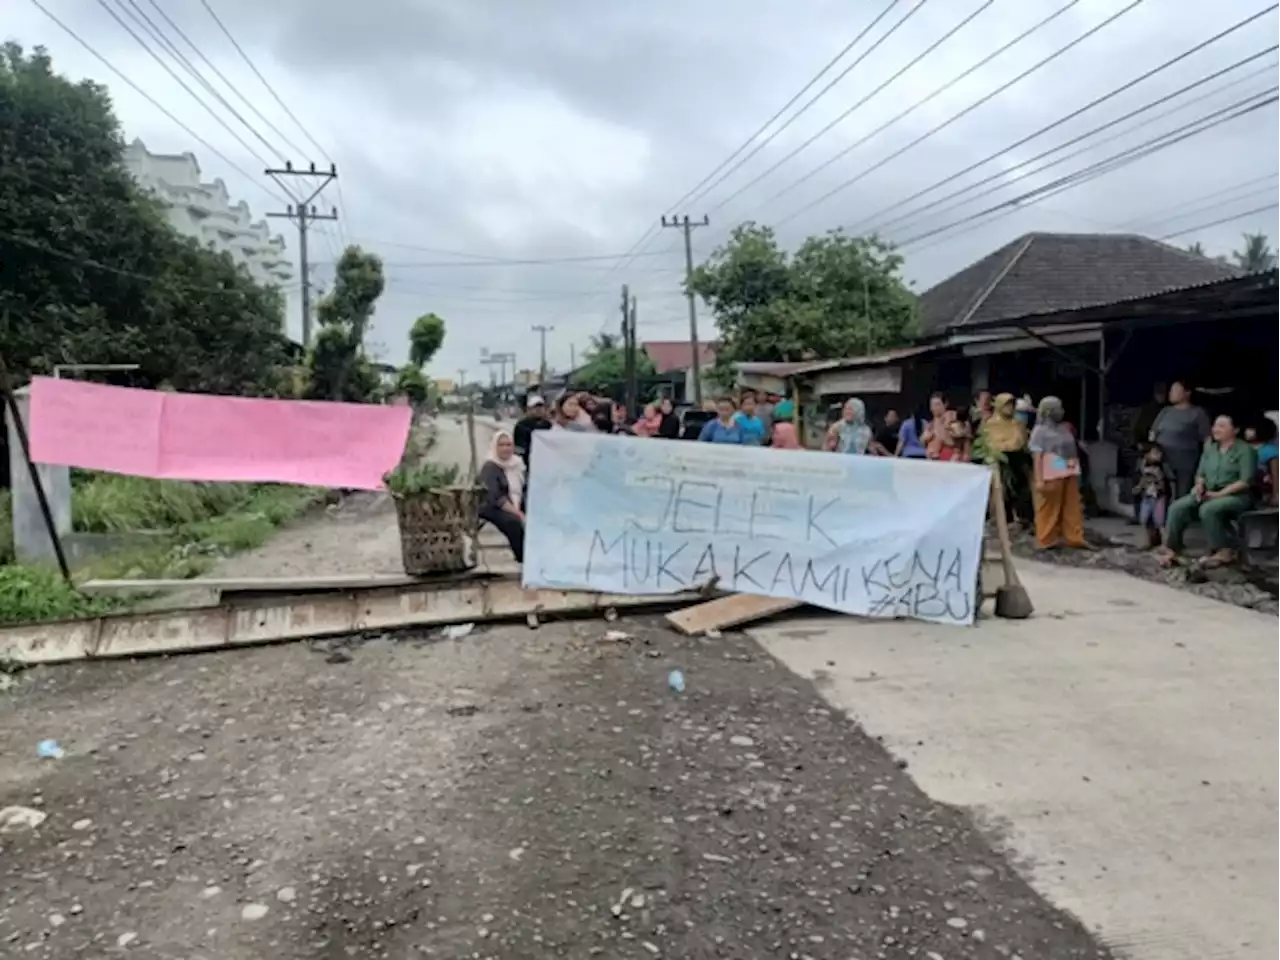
[734,345,937,379]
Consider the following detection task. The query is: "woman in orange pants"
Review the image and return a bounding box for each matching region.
[1028,396,1088,549]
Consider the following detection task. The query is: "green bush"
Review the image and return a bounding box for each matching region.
[0,565,121,626]
[72,475,256,532]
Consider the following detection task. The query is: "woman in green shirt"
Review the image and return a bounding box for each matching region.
[1160,414,1256,567]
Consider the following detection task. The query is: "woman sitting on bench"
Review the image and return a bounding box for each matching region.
[479,430,526,563]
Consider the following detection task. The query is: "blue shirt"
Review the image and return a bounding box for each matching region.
[898,418,926,458]
[733,412,766,445]
[1259,441,1278,468]
[698,418,744,444]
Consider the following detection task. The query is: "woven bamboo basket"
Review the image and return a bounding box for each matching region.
[393,485,483,576]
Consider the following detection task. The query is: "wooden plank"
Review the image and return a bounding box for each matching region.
[80,560,524,597]
[666,594,802,636]
[0,581,702,667]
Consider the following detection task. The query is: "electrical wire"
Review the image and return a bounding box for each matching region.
[142,0,309,159]
[744,0,1086,217]
[1115,172,1279,231]
[772,0,1149,228]
[112,0,285,164]
[871,52,1278,240]
[26,0,288,206]
[1156,203,1279,241]
[850,3,1280,236]
[94,0,277,171]
[659,0,906,220]
[679,0,930,212]
[0,229,299,296]
[709,0,1003,215]
[896,91,1278,249]
[580,0,919,295]
[198,0,354,244]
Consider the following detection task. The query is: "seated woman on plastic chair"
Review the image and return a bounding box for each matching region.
[478,430,526,563]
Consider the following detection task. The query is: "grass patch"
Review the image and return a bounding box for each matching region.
[72,475,257,532]
[79,483,319,582]
[0,479,320,625]
[0,565,123,627]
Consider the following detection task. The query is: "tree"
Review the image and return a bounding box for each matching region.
[393,364,430,406]
[1186,241,1207,257]
[688,223,917,379]
[408,313,446,368]
[305,245,384,401]
[1232,232,1277,273]
[0,43,290,393]
[572,332,654,394]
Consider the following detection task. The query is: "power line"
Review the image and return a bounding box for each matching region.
[346,252,690,268]
[850,4,1280,236]
[93,0,277,170]
[0,228,299,297]
[1156,202,1280,241]
[1117,172,1280,231]
[681,0,926,212]
[141,0,310,159]
[873,52,1278,241]
[773,0,1148,228]
[658,0,905,221]
[26,0,288,206]
[897,91,1278,250]
[568,0,915,297]
[745,0,1082,216]
[709,0,1000,215]
[198,0,353,244]
[111,0,286,163]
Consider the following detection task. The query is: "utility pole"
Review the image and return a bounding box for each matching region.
[531,324,553,385]
[570,343,576,370]
[621,285,638,419]
[266,161,340,347]
[661,214,709,406]
[456,369,467,395]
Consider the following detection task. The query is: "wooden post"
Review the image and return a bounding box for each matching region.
[0,349,72,583]
[465,400,479,481]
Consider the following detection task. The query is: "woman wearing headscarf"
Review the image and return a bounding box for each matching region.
[1028,396,1088,550]
[478,430,527,562]
[824,398,873,454]
[656,397,681,439]
[981,393,1032,524]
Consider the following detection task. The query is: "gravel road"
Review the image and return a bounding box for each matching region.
[195,415,501,581]
[0,617,1111,959]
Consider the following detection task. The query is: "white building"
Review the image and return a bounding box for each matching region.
[122,138,293,289]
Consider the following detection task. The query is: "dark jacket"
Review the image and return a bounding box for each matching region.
[479,461,519,514]
[512,416,551,467]
[657,412,680,439]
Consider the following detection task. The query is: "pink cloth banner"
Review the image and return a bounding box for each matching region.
[28,377,412,491]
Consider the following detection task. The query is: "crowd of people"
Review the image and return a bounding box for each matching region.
[475,383,1277,569]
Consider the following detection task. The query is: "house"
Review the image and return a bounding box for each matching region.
[641,341,718,406]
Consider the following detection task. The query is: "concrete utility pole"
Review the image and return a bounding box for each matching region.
[456,369,467,395]
[531,324,554,385]
[266,161,340,347]
[661,213,709,405]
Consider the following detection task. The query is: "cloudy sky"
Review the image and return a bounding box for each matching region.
[8,0,1278,380]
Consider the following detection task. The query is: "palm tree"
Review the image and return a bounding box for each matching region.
[1232,232,1277,272]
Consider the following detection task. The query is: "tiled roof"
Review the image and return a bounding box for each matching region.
[916,232,1241,335]
[641,340,718,374]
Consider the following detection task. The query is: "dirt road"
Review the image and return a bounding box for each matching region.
[0,617,1110,959]
[196,415,500,581]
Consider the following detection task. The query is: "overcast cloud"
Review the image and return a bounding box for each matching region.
[7,0,1278,379]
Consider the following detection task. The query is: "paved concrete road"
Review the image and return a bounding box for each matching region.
[0,619,1112,959]
[752,560,1279,960]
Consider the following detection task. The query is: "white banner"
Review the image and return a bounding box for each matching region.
[522,431,991,626]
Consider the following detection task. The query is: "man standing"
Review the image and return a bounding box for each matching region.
[513,395,552,469]
[873,408,901,456]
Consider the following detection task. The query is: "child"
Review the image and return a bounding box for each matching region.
[1133,443,1172,549]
